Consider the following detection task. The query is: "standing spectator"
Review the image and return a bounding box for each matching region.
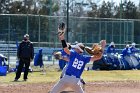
[14,34,34,81]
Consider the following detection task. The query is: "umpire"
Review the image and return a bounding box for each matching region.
[14,34,34,81]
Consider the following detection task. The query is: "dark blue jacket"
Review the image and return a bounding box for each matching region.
[17,40,34,59]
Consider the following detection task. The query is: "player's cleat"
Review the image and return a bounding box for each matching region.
[14,79,18,82]
[80,79,86,91]
[23,79,27,81]
[82,84,85,91]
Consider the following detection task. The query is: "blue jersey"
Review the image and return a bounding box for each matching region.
[130,47,138,54]
[121,47,132,56]
[106,45,116,54]
[65,50,91,78]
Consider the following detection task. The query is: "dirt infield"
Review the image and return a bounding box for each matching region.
[0,81,140,93]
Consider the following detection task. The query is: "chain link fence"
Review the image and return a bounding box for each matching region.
[0,14,140,65]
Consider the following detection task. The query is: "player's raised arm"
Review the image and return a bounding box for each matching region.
[89,40,106,62]
[58,22,70,55]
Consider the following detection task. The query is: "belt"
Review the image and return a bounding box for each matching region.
[66,73,80,78]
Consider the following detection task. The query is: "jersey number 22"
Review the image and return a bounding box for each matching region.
[72,58,84,70]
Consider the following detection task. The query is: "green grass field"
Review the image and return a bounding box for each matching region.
[1,70,140,84]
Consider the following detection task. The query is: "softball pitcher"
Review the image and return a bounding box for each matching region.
[50,23,106,93]
[54,43,86,90]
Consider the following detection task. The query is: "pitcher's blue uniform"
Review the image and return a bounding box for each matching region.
[50,26,106,93]
[60,48,87,91]
[50,49,91,93]
[65,50,91,78]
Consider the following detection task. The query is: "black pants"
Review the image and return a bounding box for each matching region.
[15,58,30,80]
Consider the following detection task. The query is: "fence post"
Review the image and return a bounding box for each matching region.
[38,15,41,47]
[8,16,11,71]
[26,14,29,34]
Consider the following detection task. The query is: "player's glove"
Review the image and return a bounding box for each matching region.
[53,51,62,60]
[85,44,103,57]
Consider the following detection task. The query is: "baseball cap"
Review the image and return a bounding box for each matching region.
[71,43,85,53]
[24,34,29,38]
